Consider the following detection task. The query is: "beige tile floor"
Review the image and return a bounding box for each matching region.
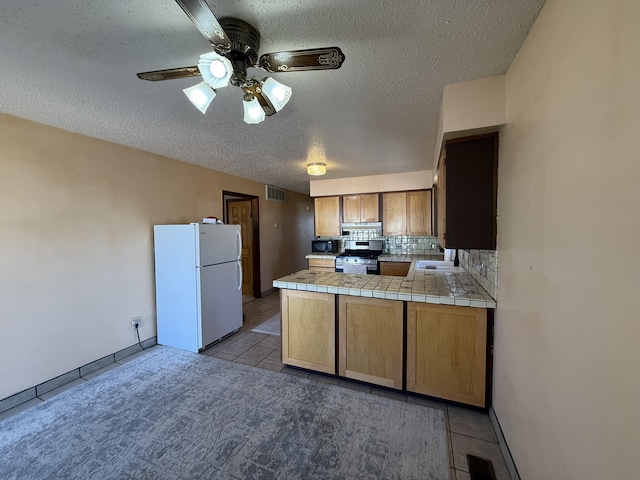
[204,291,513,480]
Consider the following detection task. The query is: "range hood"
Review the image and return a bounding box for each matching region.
[341,222,382,232]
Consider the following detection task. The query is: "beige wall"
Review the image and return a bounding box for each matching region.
[433,75,506,170]
[442,75,506,136]
[0,114,313,399]
[495,0,640,478]
[310,170,433,197]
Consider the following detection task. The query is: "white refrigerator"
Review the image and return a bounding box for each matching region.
[153,223,243,352]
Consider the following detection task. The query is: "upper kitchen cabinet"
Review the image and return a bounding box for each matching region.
[437,133,498,249]
[407,191,432,235]
[383,190,432,236]
[314,196,341,236]
[342,194,379,223]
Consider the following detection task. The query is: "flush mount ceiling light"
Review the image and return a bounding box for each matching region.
[307,162,327,176]
[136,3,345,125]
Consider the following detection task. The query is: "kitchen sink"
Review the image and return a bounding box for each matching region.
[415,260,457,271]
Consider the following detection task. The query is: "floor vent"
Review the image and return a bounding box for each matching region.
[467,455,497,480]
[266,185,286,202]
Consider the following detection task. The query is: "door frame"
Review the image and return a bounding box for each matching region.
[223,191,262,298]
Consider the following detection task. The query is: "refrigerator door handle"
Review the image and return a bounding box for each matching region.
[235,229,242,260]
[237,262,243,292]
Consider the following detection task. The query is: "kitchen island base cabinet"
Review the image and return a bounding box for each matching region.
[407,303,487,407]
[338,296,403,389]
[281,290,336,374]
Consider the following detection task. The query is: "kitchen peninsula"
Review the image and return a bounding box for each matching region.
[273,261,496,408]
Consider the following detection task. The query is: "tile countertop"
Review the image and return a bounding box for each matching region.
[305,253,445,261]
[274,260,496,309]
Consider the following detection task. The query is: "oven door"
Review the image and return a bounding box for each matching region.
[335,261,378,275]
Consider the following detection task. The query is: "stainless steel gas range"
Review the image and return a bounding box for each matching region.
[335,240,383,275]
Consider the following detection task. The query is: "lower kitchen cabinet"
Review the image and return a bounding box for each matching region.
[407,303,487,407]
[338,296,403,389]
[308,258,336,272]
[281,289,336,374]
[379,261,411,277]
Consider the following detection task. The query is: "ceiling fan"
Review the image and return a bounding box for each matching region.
[137,0,345,123]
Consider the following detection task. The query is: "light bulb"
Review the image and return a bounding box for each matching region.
[272,86,286,102]
[249,106,262,118]
[183,82,216,114]
[209,60,226,79]
[198,52,233,89]
[243,95,266,124]
[190,90,207,107]
[262,77,292,112]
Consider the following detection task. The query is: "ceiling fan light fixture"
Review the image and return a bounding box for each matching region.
[243,95,266,124]
[209,59,227,78]
[183,82,216,114]
[262,77,292,112]
[198,51,233,89]
[307,162,327,176]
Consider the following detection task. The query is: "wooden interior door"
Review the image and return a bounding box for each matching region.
[228,200,253,295]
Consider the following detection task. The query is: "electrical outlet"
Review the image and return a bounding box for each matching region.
[131,316,142,330]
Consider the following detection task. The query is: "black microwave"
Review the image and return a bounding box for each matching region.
[312,240,339,253]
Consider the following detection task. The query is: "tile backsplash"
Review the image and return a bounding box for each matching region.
[318,231,441,255]
[458,249,497,299]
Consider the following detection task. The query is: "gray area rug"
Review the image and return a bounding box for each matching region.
[0,346,449,480]
[251,313,281,336]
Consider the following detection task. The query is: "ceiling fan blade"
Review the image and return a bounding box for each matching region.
[174,0,231,48]
[136,66,201,81]
[259,47,345,73]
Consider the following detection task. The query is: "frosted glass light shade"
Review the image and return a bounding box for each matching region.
[243,96,265,124]
[183,82,216,114]
[198,51,233,89]
[262,77,292,112]
[307,162,326,175]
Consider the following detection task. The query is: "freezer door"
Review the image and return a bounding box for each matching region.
[197,260,243,348]
[196,223,242,266]
[154,225,200,353]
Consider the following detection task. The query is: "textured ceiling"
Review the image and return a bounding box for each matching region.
[0,0,545,194]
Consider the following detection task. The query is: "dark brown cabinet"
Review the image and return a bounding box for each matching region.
[436,133,498,250]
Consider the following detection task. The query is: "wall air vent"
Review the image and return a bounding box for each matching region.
[266,185,286,202]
